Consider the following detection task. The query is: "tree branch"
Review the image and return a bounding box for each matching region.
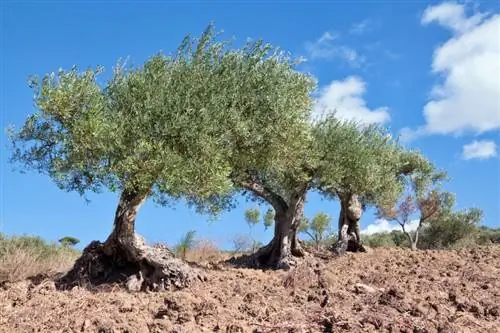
[240,178,288,213]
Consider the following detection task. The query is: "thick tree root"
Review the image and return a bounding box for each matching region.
[227,238,305,270]
[331,238,368,255]
[56,236,205,292]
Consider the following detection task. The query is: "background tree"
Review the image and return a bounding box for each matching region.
[379,165,450,250]
[299,212,332,249]
[263,208,275,231]
[9,24,311,287]
[231,234,253,253]
[244,208,260,230]
[418,207,483,249]
[58,236,80,248]
[313,118,404,254]
[225,50,316,269]
[244,207,260,251]
[175,230,197,260]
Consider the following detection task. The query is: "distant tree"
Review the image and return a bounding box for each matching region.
[175,230,197,260]
[299,212,332,249]
[476,226,500,245]
[263,208,275,231]
[362,232,395,248]
[379,166,451,251]
[244,208,260,230]
[419,208,483,249]
[389,230,409,247]
[313,118,405,253]
[231,234,253,253]
[58,236,80,247]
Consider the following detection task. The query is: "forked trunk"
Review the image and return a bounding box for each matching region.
[58,190,204,291]
[406,229,419,251]
[332,194,365,255]
[232,192,306,270]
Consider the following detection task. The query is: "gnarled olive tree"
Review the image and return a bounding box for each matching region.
[8,25,314,288]
[313,118,403,254]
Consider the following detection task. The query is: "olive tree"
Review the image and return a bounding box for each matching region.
[313,118,403,253]
[299,212,333,249]
[9,25,313,287]
[226,64,316,268]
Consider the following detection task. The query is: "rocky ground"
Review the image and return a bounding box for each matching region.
[1,246,499,333]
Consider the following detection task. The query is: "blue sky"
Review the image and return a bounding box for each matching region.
[1,1,499,250]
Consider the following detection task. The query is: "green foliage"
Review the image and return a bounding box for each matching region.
[299,212,333,248]
[389,230,410,247]
[9,24,315,219]
[362,230,410,248]
[362,232,396,248]
[0,234,74,258]
[175,230,197,260]
[263,208,275,230]
[313,118,403,208]
[419,208,483,249]
[476,226,500,245]
[244,208,260,228]
[58,236,80,247]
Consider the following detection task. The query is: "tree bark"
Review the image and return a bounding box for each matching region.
[332,194,365,254]
[230,178,308,269]
[253,192,306,269]
[406,229,419,251]
[57,189,204,291]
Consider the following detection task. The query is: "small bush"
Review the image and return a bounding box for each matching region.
[362,232,396,248]
[185,240,225,263]
[0,233,79,282]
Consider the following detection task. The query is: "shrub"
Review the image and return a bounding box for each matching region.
[0,233,79,282]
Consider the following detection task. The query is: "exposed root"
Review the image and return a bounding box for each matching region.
[227,238,305,270]
[331,238,368,255]
[56,236,205,292]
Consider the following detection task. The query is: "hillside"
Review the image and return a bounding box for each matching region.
[1,246,499,333]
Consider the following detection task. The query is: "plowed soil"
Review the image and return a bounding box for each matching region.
[1,246,499,333]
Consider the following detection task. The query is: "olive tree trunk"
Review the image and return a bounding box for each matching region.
[332,194,366,255]
[253,194,306,269]
[58,190,203,291]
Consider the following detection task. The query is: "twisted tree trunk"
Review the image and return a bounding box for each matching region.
[332,194,365,255]
[58,189,203,291]
[229,176,308,269]
[253,193,306,269]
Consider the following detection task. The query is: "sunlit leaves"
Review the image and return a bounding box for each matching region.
[9,24,315,217]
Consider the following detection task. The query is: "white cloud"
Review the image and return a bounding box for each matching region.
[313,76,390,124]
[361,218,419,235]
[462,140,498,160]
[304,32,365,67]
[421,2,487,34]
[419,3,500,136]
[350,19,372,35]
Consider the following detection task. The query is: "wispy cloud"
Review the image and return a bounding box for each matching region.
[304,31,365,68]
[462,140,497,160]
[349,19,372,35]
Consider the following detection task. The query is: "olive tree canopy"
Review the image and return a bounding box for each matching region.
[8,24,315,289]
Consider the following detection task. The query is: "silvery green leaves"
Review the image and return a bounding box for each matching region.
[9,24,316,217]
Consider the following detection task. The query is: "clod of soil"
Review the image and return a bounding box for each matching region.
[1,246,499,332]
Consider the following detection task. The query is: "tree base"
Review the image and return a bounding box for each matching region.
[56,236,205,292]
[227,238,305,270]
[331,238,368,256]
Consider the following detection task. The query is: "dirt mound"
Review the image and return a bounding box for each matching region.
[1,246,499,332]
